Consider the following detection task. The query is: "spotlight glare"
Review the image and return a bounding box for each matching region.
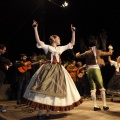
[62,4,65,7]
[62,1,68,7]
[64,1,68,7]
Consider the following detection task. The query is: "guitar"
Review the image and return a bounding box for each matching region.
[77,64,86,78]
[18,61,41,73]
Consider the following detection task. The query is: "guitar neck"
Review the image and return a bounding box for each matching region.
[31,61,40,65]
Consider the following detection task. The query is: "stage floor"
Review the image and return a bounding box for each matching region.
[0,97,120,120]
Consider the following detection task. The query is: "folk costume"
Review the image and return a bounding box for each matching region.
[23,21,82,115]
[24,43,82,111]
[76,45,112,111]
[107,60,120,95]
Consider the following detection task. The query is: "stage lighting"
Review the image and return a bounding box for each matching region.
[48,0,68,8]
[62,1,68,7]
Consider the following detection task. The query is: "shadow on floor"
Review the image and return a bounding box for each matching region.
[20,113,71,120]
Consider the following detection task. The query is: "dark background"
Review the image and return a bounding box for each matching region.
[0,0,120,59]
[0,0,120,85]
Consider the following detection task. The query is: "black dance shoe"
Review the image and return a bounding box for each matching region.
[36,115,42,119]
[45,115,50,119]
[94,107,101,111]
[103,106,109,111]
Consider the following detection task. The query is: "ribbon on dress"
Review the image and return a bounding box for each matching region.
[51,52,60,63]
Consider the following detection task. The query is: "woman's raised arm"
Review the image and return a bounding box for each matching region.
[32,20,44,46]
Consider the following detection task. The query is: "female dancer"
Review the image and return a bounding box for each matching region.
[107,45,120,100]
[23,20,82,118]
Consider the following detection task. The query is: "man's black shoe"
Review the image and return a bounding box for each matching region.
[46,115,50,119]
[36,115,42,118]
[94,107,101,111]
[103,106,109,111]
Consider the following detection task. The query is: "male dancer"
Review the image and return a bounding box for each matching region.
[76,38,113,111]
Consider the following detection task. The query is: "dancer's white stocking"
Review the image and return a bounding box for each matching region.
[100,88,107,106]
[91,89,98,107]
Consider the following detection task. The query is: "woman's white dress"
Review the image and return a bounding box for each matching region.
[107,60,120,95]
[23,42,82,111]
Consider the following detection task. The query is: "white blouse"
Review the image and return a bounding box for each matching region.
[36,42,73,63]
[110,60,120,72]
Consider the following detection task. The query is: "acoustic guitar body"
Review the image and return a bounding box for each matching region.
[18,61,32,73]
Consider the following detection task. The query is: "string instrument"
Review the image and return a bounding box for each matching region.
[18,61,41,73]
[77,64,86,78]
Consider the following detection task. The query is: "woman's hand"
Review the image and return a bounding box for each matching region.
[32,19,38,28]
[108,45,113,50]
[108,45,114,54]
[71,24,76,32]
